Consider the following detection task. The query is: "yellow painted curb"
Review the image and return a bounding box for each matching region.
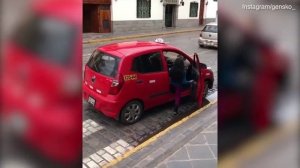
[83,28,201,44]
[103,100,217,168]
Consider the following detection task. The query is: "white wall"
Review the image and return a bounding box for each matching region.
[204,0,217,19]
[112,0,163,21]
[178,0,200,19]
[111,0,217,21]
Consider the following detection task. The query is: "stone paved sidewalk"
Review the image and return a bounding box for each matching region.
[156,122,217,168]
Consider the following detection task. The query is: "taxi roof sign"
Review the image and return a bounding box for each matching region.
[154,38,165,44]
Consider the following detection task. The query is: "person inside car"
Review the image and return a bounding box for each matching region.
[169,56,195,113]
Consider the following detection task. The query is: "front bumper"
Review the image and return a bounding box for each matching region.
[198,37,218,47]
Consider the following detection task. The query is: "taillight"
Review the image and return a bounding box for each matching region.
[200,33,202,37]
[108,74,124,95]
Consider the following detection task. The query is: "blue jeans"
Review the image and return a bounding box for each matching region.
[171,80,193,107]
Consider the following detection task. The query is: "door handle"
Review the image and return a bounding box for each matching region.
[136,80,143,84]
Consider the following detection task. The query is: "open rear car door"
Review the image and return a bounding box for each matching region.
[193,53,204,107]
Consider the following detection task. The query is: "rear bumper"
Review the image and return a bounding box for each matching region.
[83,84,122,119]
[198,37,218,47]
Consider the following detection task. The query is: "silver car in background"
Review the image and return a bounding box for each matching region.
[198,22,218,48]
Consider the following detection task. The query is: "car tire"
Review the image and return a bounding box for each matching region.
[120,100,143,124]
[203,81,209,98]
[199,44,204,48]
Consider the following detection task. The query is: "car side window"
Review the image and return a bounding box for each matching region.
[132,52,163,73]
[163,51,190,70]
[202,25,217,33]
[163,51,179,61]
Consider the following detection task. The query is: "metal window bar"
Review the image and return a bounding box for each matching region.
[189,2,198,17]
[137,0,151,18]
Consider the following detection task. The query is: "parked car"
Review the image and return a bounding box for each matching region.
[83,40,214,124]
[198,22,218,48]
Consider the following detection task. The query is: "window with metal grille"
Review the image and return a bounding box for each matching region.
[189,2,198,17]
[137,0,151,18]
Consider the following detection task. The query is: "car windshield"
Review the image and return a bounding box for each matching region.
[203,25,218,33]
[13,15,76,65]
[87,50,120,78]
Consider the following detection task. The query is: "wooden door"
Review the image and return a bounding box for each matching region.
[83,4,100,33]
[99,8,111,33]
[91,5,100,32]
[165,5,173,27]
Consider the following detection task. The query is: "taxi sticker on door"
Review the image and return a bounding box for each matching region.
[124,74,137,81]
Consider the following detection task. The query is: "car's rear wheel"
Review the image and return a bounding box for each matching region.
[199,44,204,48]
[120,101,143,124]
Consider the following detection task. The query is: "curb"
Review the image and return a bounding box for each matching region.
[83,28,201,44]
[104,98,217,168]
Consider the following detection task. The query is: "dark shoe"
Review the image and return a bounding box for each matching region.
[174,106,178,112]
[173,106,179,115]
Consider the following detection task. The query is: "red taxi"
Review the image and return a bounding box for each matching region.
[83,40,214,124]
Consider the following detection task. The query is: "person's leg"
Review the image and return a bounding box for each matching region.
[182,81,196,100]
[174,86,182,112]
[190,81,197,100]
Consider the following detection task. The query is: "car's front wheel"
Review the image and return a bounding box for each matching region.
[120,101,143,124]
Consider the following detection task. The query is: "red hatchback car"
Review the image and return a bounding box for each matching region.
[83,41,214,124]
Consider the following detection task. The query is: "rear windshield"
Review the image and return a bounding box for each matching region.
[87,50,120,78]
[203,25,218,33]
[13,15,76,65]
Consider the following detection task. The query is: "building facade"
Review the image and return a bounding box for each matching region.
[83,0,217,33]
